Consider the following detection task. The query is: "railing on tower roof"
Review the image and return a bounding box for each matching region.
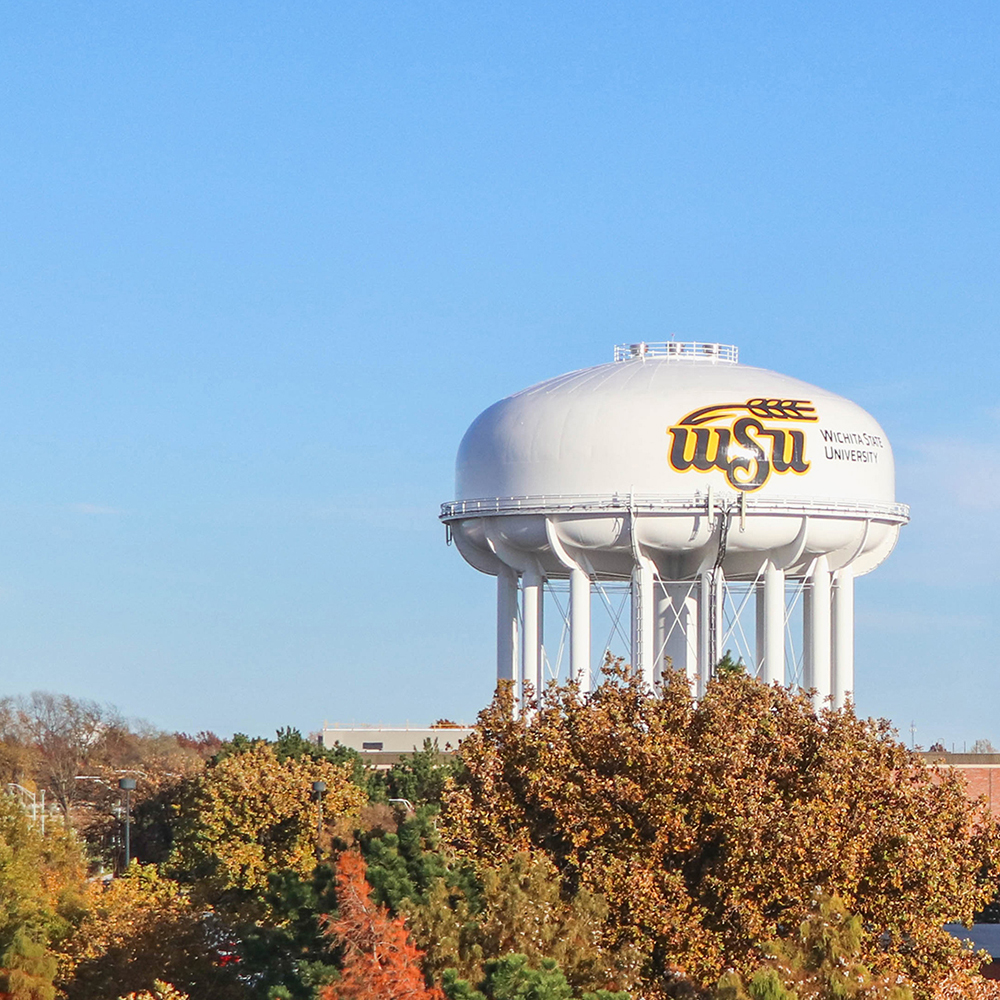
[613,341,739,363]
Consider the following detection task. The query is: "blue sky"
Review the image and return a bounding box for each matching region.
[0,2,997,744]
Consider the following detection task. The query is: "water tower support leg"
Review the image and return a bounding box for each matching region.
[832,568,854,709]
[805,556,832,710]
[522,570,543,709]
[631,558,655,689]
[654,583,670,686]
[569,566,591,694]
[762,561,785,686]
[496,564,519,693]
[664,583,698,693]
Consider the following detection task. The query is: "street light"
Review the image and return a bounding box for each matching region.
[118,778,136,870]
[311,781,327,848]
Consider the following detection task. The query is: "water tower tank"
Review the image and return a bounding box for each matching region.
[441,343,909,709]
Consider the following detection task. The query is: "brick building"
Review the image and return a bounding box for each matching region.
[922,751,1000,819]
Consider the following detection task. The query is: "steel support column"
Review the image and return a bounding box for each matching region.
[756,561,785,686]
[631,558,655,688]
[496,564,519,688]
[804,555,832,709]
[662,583,699,692]
[521,569,544,707]
[832,568,854,709]
[653,584,671,686]
[569,565,592,694]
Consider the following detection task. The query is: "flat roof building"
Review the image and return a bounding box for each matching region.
[318,724,473,757]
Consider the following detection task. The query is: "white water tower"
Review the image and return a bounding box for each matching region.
[441,343,908,709]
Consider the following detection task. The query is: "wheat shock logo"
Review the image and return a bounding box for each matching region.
[667,398,817,492]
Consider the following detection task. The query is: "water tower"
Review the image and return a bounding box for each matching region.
[441,343,908,709]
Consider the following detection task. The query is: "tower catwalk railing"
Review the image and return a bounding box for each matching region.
[441,493,910,524]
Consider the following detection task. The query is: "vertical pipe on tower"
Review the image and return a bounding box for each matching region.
[569,565,591,694]
[762,561,785,686]
[804,555,832,710]
[521,569,543,709]
[496,564,519,690]
[631,558,655,688]
[698,570,712,697]
[713,568,726,673]
[756,574,766,678]
[832,568,854,709]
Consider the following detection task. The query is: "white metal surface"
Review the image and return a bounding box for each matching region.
[443,344,908,707]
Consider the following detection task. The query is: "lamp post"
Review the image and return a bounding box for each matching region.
[311,781,327,850]
[118,778,136,870]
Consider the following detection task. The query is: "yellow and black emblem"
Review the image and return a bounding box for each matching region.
[667,398,818,492]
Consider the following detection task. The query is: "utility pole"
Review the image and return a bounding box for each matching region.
[118,778,136,870]
[311,781,327,854]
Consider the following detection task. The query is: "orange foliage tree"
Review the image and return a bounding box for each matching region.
[321,850,443,1000]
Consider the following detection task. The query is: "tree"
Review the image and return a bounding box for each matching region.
[441,954,631,1000]
[235,864,342,999]
[932,969,1000,1000]
[2,927,58,1000]
[0,692,123,818]
[714,651,744,678]
[117,983,190,1000]
[72,728,205,871]
[58,863,243,1000]
[713,893,914,999]
[0,795,89,1000]
[174,732,224,760]
[384,741,464,808]
[444,664,1000,993]
[406,850,637,992]
[170,741,366,909]
[319,850,443,1000]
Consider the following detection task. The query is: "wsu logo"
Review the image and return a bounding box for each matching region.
[667,398,817,492]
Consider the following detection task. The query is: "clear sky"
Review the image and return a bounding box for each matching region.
[0,3,997,746]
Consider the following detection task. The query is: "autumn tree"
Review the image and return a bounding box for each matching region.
[117,983,190,1000]
[713,894,915,999]
[170,740,365,910]
[73,727,206,870]
[320,850,443,1000]
[58,864,243,1000]
[0,692,123,817]
[405,850,637,992]
[0,795,89,1000]
[444,664,999,994]
[932,969,1000,1000]
[440,954,630,1000]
